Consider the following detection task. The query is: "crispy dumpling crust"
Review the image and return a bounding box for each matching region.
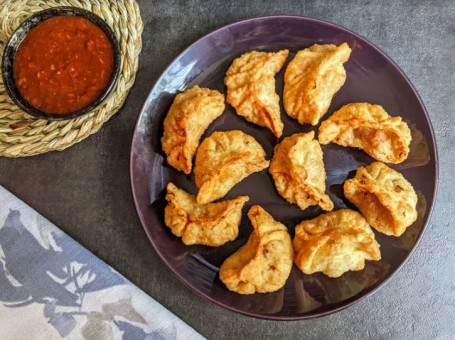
[284,43,351,126]
[161,86,225,174]
[293,209,381,278]
[219,205,293,294]
[269,131,334,211]
[194,130,269,204]
[164,183,249,246]
[225,50,289,137]
[343,162,418,237]
[318,103,412,164]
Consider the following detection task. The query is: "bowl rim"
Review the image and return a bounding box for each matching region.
[1,6,122,121]
[129,14,439,320]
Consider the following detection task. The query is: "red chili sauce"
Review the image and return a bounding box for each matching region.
[14,16,114,114]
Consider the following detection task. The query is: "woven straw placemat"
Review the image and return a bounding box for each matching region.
[0,0,143,157]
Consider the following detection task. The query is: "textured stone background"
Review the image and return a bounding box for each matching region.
[1,1,453,338]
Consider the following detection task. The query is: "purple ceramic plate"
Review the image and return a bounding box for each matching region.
[130,16,438,320]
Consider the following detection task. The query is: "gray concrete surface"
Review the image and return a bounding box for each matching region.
[1,1,454,339]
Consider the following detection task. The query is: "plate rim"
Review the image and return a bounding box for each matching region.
[129,14,439,321]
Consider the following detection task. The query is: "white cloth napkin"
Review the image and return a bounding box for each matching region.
[0,186,204,340]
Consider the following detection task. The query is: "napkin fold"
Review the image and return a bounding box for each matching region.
[0,186,203,340]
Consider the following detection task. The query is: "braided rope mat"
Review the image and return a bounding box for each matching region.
[0,0,143,157]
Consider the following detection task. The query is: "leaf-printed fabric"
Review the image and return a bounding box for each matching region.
[0,186,204,340]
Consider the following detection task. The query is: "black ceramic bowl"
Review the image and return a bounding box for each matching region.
[1,7,121,121]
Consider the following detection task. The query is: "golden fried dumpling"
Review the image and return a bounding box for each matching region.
[343,162,418,237]
[219,205,293,294]
[293,209,381,278]
[161,86,225,174]
[224,50,289,137]
[388,192,426,251]
[164,183,249,246]
[284,43,351,125]
[269,131,334,211]
[194,130,269,204]
[318,103,412,163]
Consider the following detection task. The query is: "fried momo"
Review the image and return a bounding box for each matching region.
[318,103,412,163]
[343,162,418,237]
[284,43,351,125]
[219,205,293,294]
[269,131,334,211]
[164,183,249,246]
[194,130,269,204]
[293,209,381,278]
[225,50,289,137]
[161,86,225,174]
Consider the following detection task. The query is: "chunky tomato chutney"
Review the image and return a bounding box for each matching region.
[14,16,114,114]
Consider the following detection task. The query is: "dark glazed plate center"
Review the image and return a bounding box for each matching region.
[130,16,438,320]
